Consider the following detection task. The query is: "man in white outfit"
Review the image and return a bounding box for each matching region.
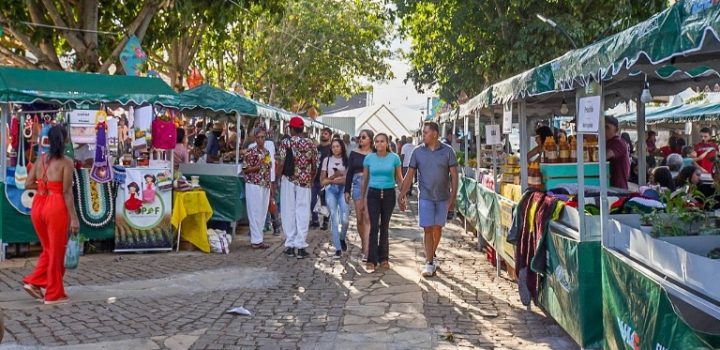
[243,127,273,249]
[248,122,281,235]
[275,116,318,259]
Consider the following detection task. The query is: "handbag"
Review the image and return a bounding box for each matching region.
[14,115,27,190]
[281,140,295,178]
[151,111,177,150]
[64,234,82,269]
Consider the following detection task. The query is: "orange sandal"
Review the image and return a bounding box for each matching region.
[23,284,43,300]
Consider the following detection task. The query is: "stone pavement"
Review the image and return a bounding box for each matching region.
[0,198,578,349]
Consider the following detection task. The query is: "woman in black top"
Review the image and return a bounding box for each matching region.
[345,129,374,262]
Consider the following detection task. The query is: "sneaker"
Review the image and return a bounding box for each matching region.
[361,255,368,263]
[421,263,436,277]
[310,222,320,229]
[334,250,342,259]
[273,227,281,236]
[263,225,271,232]
[44,298,69,305]
[340,240,347,252]
[296,248,309,259]
[321,222,328,231]
[284,247,295,257]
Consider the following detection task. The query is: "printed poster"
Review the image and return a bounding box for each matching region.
[114,168,173,252]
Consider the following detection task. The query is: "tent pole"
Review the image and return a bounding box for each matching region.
[576,91,586,242]
[598,85,609,246]
[636,96,647,187]
[235,113,241,166]
[519,102,529,190]
[463,113,469,238]
[491,113,501,277]
[0,103,6,261]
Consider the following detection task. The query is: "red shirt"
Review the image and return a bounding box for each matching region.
[607,135,630,189]
[694,141,718,173]
[244,147,271,188]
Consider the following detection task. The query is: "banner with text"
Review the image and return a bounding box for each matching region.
[114,168,173,252]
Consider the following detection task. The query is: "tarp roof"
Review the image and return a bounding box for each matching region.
[0,66,178,106]
[616,102,720,125]
[457,1,720,117]
[179,84,257,116]
[323,104,422,138]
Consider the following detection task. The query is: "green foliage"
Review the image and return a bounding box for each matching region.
[641,184,720,237]
[391,0,668,103]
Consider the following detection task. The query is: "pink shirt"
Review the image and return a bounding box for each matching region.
[173,144,189,170]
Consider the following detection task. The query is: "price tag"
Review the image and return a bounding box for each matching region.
[577,96,601,133]
[502,103,512,134]
[485,124,502,145]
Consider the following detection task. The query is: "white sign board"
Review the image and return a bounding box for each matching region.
[68,110,100,125]
[502,103,512,134]
[577,96,601,133]
[485,124,502,145]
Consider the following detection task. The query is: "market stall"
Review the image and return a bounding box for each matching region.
[452,2,720,348]
[0,66,179,258]
[177,84,259,237]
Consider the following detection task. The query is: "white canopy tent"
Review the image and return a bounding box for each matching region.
[322,104,423,138]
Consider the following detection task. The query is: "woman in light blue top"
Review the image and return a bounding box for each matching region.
[361,133,403,271]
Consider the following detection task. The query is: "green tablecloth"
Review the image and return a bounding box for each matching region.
[457,176,501,246]
[179,174,247,222]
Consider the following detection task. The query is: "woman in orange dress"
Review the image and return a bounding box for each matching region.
[22,125,79,305]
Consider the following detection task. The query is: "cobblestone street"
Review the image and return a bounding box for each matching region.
[0,199,577,349]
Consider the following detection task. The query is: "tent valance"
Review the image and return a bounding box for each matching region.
[616,102,720,125]
[179,84,257,116]
[0,66,179,106]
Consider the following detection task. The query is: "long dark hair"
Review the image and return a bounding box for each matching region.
[358,129,375,151]
[374,133,391,153]
[675,166,698,187]
[48,125,67,160]
[330,138,348,167]
[651,167,675,191]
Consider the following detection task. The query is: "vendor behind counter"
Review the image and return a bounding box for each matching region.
[605,116,630,190]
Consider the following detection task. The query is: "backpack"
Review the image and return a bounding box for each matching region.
[282,140,295,178]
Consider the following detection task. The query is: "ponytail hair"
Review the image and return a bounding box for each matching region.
[48,125,68,160]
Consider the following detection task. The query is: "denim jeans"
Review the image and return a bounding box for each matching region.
[325,184,349,251]
[367,188,396,264]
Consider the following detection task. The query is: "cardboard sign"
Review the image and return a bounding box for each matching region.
[485,124,502,145]
[577,96,601,133]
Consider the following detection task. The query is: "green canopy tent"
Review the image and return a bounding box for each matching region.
[0,66,180,252]
[178,84,257,117]
[455,1,720,347]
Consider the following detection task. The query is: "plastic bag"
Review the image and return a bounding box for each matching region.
[64,234,81,269]
[313,194,329,217]
[207,229,230,254]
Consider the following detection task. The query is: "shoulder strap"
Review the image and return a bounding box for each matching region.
[41,154,50,182]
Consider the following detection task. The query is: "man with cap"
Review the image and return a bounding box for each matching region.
[605,116,630,189]
[275,116,319,259]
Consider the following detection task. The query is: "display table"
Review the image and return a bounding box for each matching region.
[179,163,247,222]
[172,190,213,253]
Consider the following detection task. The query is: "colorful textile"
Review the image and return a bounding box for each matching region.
[276,136,319,188]
[244,146,271,188]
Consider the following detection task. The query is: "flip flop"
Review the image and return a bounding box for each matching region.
[44,298,69,306]
[251,242,270,249]
[22,284,43,300]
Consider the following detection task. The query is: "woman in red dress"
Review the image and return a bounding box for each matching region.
[22,125,79,305]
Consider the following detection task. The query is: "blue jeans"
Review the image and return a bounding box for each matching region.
[325,184,349,251]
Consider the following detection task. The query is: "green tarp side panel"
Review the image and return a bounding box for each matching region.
[538,232,603,348]
[0,186,113,244]
[456,177,500,245]
[181,174,247,222]
[602,248,720,350]
[179,84,258,117]
[0,66,179,106]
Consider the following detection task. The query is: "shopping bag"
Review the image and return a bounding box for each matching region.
[64,234,82,269]
[313,194,329,218]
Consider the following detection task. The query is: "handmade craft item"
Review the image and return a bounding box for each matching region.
[14,115,27,190]
[90,110,112,183]
[73,169,114,228]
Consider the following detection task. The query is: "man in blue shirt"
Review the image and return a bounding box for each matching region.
[398,122,458,277]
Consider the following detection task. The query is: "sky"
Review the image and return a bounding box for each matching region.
[369,33,433,116]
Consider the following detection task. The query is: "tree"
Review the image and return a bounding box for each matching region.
[392,0,668,103]
[0,0,167,72]
[198,0,393,112]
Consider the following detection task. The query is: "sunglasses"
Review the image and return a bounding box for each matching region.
[359,135,368,140]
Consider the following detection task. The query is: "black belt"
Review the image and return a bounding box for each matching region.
[369,187,394,199]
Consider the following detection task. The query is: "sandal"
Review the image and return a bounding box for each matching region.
[44,297,69,305]
[251,242,270,249]
[23,284,44,300]
[366,263,376,272]
[380,261,390,269]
